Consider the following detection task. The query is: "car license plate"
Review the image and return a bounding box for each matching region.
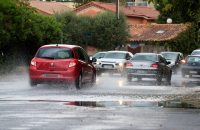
[190,71,197,74]
[44,74,60,78]
[103,65,112,68]
[136,70,146,74]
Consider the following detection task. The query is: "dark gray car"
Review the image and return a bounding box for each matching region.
[182,55,200,77]
[160,52,184,74]
[126,53,172,85]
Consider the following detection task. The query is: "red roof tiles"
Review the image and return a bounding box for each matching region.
[129,24,187,41]
[73,1,159,20]
[29,1,71,15]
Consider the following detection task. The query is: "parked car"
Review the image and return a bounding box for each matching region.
[29,44,97,89]
[96,51,133,76]
[160,52,184,74]
[191,49,200,55]
[126,53,172,85]
[181,55,200,78]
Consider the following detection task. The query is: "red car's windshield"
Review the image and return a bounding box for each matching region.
[36,47,74,59]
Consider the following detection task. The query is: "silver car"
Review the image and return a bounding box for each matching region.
[92,52,107,69]
[96,51,133,76]
[126,53,172,85]
[191,49,200,55]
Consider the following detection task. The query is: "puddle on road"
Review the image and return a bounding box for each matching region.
[182,80,200,88]
[29,100,200,109]
[64,101,200,109]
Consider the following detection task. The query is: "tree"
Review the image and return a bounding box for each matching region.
[0,0,62,73]
[91,10,130,50]
[147,0,200,24]
[147,0,200,54]
[54,10,130,51]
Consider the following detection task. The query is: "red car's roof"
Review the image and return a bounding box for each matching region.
[41,44,80,49]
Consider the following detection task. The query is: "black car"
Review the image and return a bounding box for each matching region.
[160,52,184,74]
[126,53,172,85]
[182,55,200,77]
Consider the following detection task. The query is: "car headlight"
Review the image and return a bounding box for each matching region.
[118,63,123,66]
[96,62,101,65]
[116,62,123,66]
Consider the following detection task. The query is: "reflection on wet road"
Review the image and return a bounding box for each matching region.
[28,100,200,109]
[0,100,200,130]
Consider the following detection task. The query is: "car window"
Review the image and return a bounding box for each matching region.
[161,53,178,60]
[93,53,106,58]
[162,56,167,64]
[131,54,157,61]
[104,52,126,59]
[80,48,89,62]
[75,48,86,61]
[186,56,200,63]
[126,53,130,59]
[36,47,74,59]
[159,55,165,63]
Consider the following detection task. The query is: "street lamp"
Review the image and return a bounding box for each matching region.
[167,18,172,24]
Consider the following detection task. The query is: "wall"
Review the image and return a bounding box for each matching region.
[87,45,127,56]
[126,17,155,24]
[87,44,169,56]
[141,45,166,54]
[88,47,100,56]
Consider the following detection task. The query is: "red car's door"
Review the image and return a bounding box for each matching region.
[75,48,93,82]
[80,49,94,81]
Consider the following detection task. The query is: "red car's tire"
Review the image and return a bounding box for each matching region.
[91,73,96,87]
[30,80,37,87]
[75,74,82,90]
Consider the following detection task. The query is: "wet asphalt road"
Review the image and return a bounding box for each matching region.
[0,72,200,130]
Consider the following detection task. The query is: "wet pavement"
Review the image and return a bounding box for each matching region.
[0,100,200,130]
[0,71,200,129]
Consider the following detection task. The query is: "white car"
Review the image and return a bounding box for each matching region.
[96,51,133,76]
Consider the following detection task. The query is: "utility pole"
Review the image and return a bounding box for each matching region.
[116,0,119,20]
[61,32,63,44]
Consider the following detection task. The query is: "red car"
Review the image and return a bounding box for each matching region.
[29,44,96,89]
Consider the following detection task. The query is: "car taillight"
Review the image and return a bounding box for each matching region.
[126,63,133,66]
[30,59,36,66]
[150,64,158,67]
[69,60,77,67]
[183,57,187,64]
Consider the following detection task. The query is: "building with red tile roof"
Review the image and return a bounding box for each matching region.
[127,24,187,54]
[129,24,187,42]
[73,1,159,24]
[29,1,71,16]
